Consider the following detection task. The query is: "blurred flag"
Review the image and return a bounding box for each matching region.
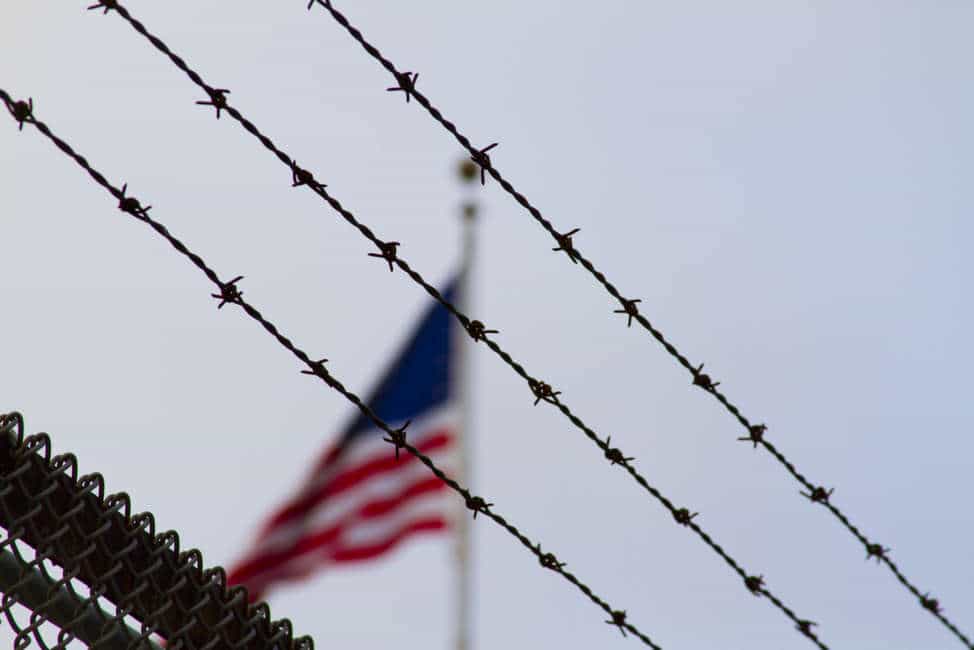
[228,277,462,602]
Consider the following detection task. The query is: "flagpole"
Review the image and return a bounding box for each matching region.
[454,159,479,650]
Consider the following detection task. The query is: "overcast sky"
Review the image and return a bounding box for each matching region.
[2,2,973,649]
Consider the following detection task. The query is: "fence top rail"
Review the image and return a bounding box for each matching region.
[0,411,314,650]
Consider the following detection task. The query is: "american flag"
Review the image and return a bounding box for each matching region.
[228,277,462,602]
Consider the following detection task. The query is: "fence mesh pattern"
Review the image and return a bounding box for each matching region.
[0,412,312,650]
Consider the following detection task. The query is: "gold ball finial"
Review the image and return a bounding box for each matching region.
[458,159,478,184]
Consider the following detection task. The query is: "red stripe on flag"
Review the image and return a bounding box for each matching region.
[230,474,449,587]
[244,517,450,603]
[241,516,449,603]
[256,429,453,538]
[328,517,447,562]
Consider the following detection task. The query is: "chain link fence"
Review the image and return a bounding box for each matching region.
[0,412,313,650]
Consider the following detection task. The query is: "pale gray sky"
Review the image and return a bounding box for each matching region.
[2,2,972,649]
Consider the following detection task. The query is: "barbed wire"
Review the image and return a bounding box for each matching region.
[65,4,829,646]
[296,1,973,646]
[0,88,665,649]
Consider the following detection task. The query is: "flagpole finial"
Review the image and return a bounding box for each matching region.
[458,158,479,223]
[457,158,478,185]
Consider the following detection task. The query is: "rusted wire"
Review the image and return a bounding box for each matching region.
[0,92,664,649]
[64,7,829,645]
[299,2,973,645]
[0,411,312,650]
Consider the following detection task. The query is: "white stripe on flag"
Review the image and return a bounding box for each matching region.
[258,440,455,552]
[242,489,451,593]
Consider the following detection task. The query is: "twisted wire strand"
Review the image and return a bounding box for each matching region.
[291,1,973,645]
[69,4,829,646]
[0,88,665,650]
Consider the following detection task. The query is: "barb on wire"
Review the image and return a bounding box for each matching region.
[537,547,565,571]
[300,357,329,378]
[529,379,560,406]
[118,182,151,217]
[738,423,766,449]
[470,142,498,185]
[6,96,33,130]
[801,487,834,504]
[866,544,890,563]
[290,162,326,191]
[302,2,973,645]
[367,240,400,272]
[463,495,493,520]
[603,437,634,466]
[67,6,830,645]
[1,89,664,650]
[614,299,642,328]
[552,228,580,263]
[86,0,116,15]
[691,364,720,391]
[466,319,498,342]
[606,610,628,637]
[382,420,410,460]
[196,87,230,119]
[386,71,418,103]
[210,275,244,309]
[672,508,698,526]
[798,620,819,636]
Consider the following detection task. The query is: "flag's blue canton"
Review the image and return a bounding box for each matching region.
[342,277,459,441]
